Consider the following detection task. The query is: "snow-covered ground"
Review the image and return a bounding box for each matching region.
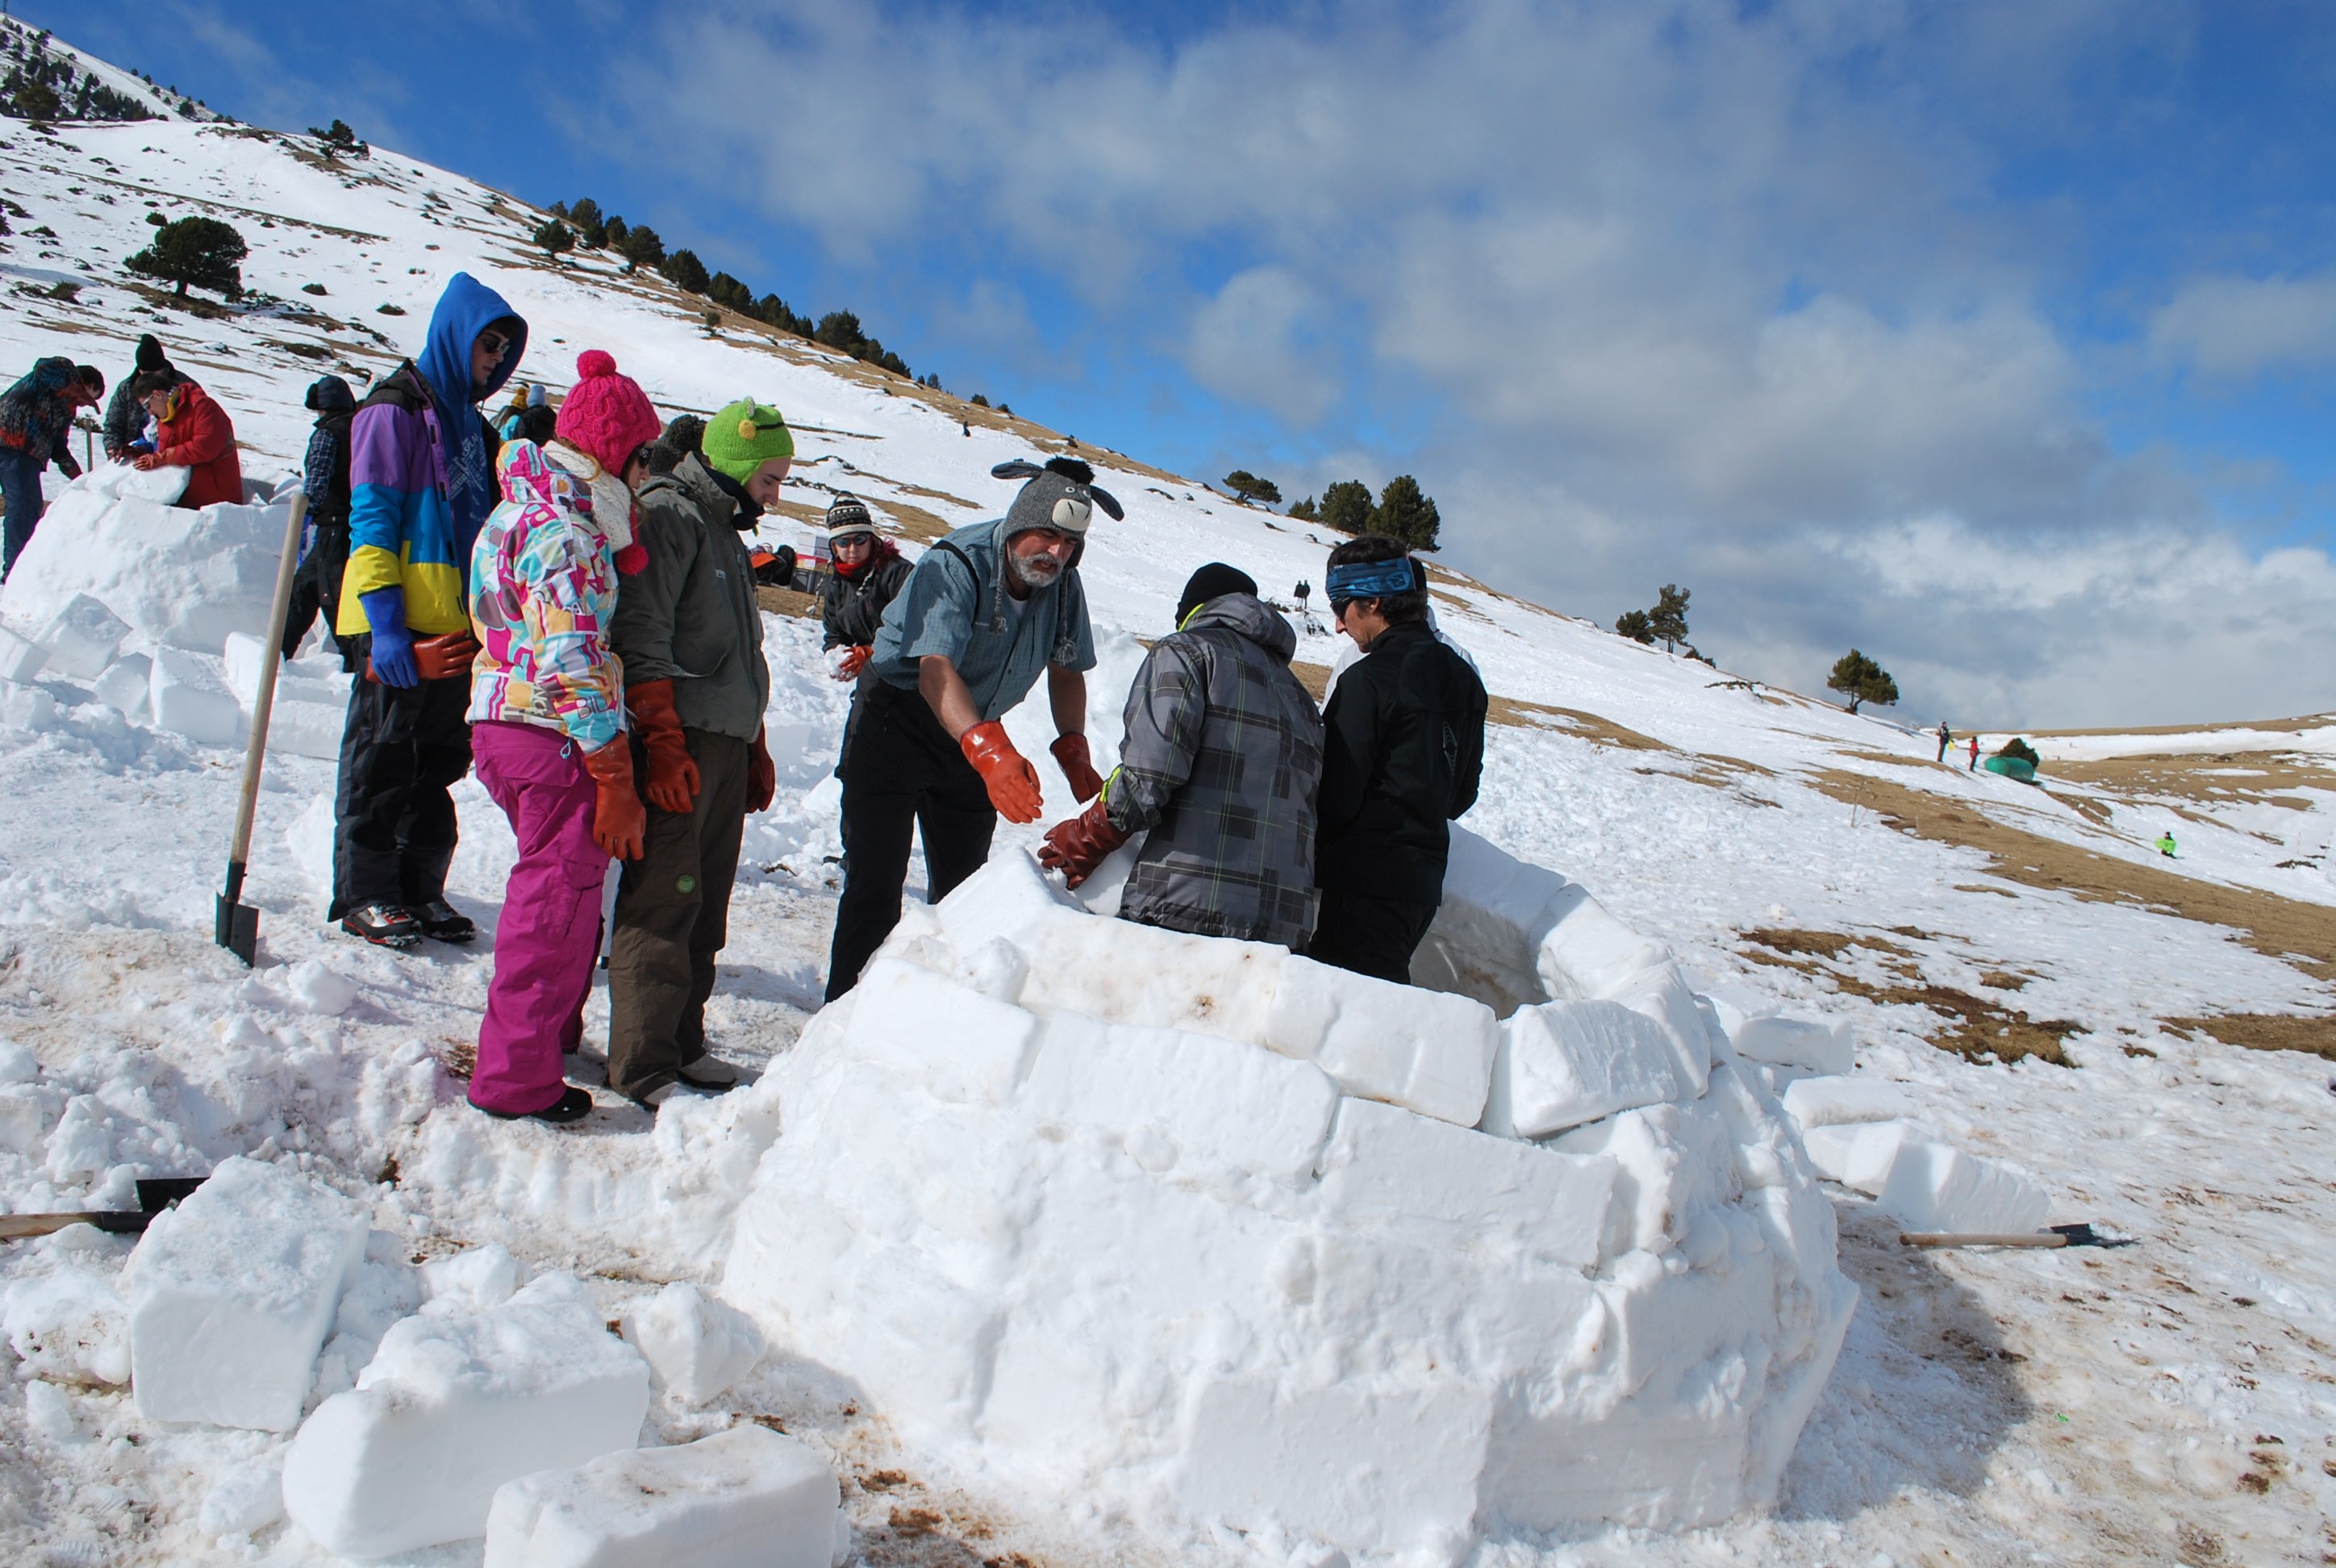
[0,51,2333,1568]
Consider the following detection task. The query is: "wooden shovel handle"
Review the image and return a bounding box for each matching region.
[1901,1232,2069,1249]
[0,1212,101,1240]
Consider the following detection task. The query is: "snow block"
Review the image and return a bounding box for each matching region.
[1608,961,1717,1099]
[1733,1013,1854,1074]
[265,697,347,760]
[3,1268,130,1386]
[484,1425,837,1568]
[0,623,47,684]
[282,1273,652,1558]
[1483,998,1686,1139]
[1780,1076,1907,1129]
[1871,1140,2050,1235]
[619,1282,765,1406]
[1263,953,1497,1127]
[1797,1123,1858,1184]
[0,1083,46,1153]
[841,959,1039,1106]
[37,593,131,681]
[0,488,283,657]
[149,645,242,747]
[1839,1120,1928,1196]
[123,1155,369,1430]
[91,652,152,722]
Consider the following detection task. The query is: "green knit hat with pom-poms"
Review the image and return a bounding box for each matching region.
[701,398,795,482]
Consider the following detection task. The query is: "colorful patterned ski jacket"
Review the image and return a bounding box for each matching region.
[0,357,87,475]
[465,440,626,752]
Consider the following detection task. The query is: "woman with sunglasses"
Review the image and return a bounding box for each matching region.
[330,273,527,952]
[463,350,664,1124]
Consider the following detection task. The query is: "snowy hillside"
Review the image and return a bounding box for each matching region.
[0,36,2333,1568]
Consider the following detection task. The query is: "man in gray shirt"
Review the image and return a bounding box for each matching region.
[824,457,1118,999]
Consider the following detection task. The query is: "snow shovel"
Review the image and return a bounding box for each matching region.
[0,1177,207,1241]
[1900,1223,2134,1250]
[215,492,309,965]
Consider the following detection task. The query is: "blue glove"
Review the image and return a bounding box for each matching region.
[361,587,419,688]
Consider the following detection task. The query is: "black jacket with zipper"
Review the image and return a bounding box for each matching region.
[1314,620,1488,905]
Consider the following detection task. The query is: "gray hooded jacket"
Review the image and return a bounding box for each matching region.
[1107,593,1324,948]
[614,452,770,740]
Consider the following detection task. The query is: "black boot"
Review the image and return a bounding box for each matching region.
[340,903,421,950]
[411,899,476,943]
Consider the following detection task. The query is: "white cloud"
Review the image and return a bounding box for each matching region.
[1184,267,1340,424]
[2148,271,2336,380]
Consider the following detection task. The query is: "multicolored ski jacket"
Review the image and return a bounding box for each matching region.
[465,441,626,751]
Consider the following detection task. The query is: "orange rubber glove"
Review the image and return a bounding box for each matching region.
[580,740,646,860]
[625,678,700,814]
[1037,799,1128,889]
[413,632,482,683]
[747,725,775,812]
[1049,733,1104,803]
[832,645,873,681]
[959,720,1043,824]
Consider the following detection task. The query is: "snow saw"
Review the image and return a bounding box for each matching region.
[215,493,309,965]
[0,1177,207,1241]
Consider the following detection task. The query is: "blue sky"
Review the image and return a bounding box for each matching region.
[37,0,2336,724]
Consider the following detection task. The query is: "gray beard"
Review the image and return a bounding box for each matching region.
[1009,553,1064,591]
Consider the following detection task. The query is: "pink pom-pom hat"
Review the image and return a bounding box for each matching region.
[553,349,662,477]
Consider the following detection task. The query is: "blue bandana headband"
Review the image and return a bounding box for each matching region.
[1326,557,1420,604]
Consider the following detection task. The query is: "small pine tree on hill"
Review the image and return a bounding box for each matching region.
[1287,496,1319,522]
[1646,584,1690,652]
[1825,649,1899,714]
[1370,474,1441,551]
[565,198,605,247]
[1615,609,1654,644]
[126,215,248,298]
[308,119,358,150]
[615,224,664,273]
[661,248,710,294]
[13,79,57,121]
[1318,479,1373,535]
[1224,470,1283,506]
[531,219,574,263]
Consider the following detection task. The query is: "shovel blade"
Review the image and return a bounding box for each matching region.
[215,893,257,966]
[136,1177,206,1213]
[2049,1222,2135,1249]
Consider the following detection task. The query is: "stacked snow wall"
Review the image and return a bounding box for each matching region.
[725,832,1860,1561]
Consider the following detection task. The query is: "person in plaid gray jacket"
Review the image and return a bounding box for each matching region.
[1041,563,1324,949]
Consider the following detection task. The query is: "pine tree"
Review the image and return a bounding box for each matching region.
[707,271,754,314]
[603,214,629,247]
[1224,469,1283,506]
[1318,479,1373,535]
[970,393,991,408]
[1826,649,1899,714]
[531,219,574,263]
[126,215,248,298]
[615,223,664,273]
[815,310,866,352]
[1287,496,1319,522]
[1370,475,1441,550]
[661,248,710,294]
[1646,584,1690,652]
[565,198,604,246]
[1615,609,1655,645]
[307,119,358,150]
[13,79,56,120]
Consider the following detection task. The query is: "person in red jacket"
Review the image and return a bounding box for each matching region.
[130,373,243,508]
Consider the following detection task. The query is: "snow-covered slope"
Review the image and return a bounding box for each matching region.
[0,43,2333,1568]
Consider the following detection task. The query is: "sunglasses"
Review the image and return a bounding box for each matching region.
[478,332,513,360]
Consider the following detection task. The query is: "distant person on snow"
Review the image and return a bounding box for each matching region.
[2156,831,2177,857]
[1040,562,1324,949]
[0,357,101,579]
[102,334,181,461]
[823,456,1113,1000]
[465,350,661,1127]
[131,372,243,509]
[1306,534,1488,984]
[603,399,790,1109]
[496,381,546,442]
[753,493,912,675]
[1936,721,1951,763]
[330,271,527,951]
[1967,733,1979,772]
[280,375,358,664]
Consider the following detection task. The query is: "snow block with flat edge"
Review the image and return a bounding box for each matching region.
[91,652,150,721]
[0,486,280,657]
[0,623,47,683]
[1483,997,1685,1139]
[482,1425,837,1568]
[1733,1013,1855,1074]
[1781,1075,1908,1130]
[619,1282,766,1406]
[1872,1141,2050,1235]
[841,958,1038,1106]
[35,593,128,681]
[149,645,241,747]
[1839,1120,1929,1196]
[281,1273,651,1558]
[1798,1122,1858,1184]
[1263,953,1496,1127]
[123,1154,369,1430]
[1606,960,1717,1098]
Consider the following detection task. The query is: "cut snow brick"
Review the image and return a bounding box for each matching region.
[420,1243,524,1314]
[0,623,48,683]
[1872,1141,2051,1236]
[1482,998,1686,1139]
[1316,1097,1615,1267]
[1263,954,1497,1127]
[265,697,348,760]
[282,1273,651,1558]
[0,1083,46,1153]
[1781,1076,1908,1130]
[483,1424,837,1568]
[91,652,152,721]
[1733,1013,1855,1074]
[1023,1012,1339,1188]
[1840,1120,1929,1197]
[619,1282,765,1405]
[124,1155,369,1430]
[1607,961,1717,1099]
[841,960,1038,1106]
[1798,1123,1858,1184]
[2,1268,130,1386]
[37,593,131,681]
[0,487,280,656]
[149,645,243,747]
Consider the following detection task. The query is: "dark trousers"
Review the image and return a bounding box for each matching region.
[607,729,749,1101]
[331,671,473,919]
[824,681,997,1000]
[282,519,359,666]
[1304,890,1440,985]
[0,448,44,580]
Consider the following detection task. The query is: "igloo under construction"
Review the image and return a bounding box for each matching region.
[725,828,1858,1562]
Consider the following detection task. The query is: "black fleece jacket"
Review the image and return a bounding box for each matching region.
[1314,620,1488,905]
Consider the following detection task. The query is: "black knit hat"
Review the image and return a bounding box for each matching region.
[134,334,169,375]
[1176,562,1257,626]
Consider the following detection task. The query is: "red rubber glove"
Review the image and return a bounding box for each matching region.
[832,645,873,681]
[747,725,775,812]
[1049,733,1104,803]
[413,632,482,683]
[959,720,1043,824]
[580,740,646,861]
[626,678,700,814]
[1037,799,1128,889]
